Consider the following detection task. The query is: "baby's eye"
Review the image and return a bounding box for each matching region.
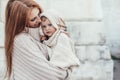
[41,25,46,28]
[48,24,53,26]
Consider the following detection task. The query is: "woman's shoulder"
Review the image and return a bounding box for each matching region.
[13,32,42,52]
[14,32,31,42]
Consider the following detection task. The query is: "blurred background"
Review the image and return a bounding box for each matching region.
[0,0,120,80]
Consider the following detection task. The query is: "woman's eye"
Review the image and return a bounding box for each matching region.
[30,17,37,22]
[48,24,52,26]
[30,18,36,22]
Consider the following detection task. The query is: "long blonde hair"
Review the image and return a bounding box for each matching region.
[5,0,42,77]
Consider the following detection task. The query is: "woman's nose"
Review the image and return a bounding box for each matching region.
[37,16,41,23]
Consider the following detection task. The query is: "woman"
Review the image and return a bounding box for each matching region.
[5,0,70,80]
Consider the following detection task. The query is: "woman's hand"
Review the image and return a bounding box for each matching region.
[60,30,70,37]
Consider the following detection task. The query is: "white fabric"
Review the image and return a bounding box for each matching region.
[46,32,80,70]
[25,27,40,41]
[10,32,70,80]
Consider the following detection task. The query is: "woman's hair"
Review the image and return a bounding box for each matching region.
[5,0,43,77]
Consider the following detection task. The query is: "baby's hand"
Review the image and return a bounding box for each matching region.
[40,36,47,42]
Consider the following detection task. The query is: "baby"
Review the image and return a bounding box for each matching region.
[40,10,80,71]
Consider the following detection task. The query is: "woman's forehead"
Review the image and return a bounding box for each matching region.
[29,8,40,19]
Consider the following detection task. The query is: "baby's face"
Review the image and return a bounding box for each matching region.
[41,18,56,37]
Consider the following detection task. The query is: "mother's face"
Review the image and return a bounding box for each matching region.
[28,8,41,28]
